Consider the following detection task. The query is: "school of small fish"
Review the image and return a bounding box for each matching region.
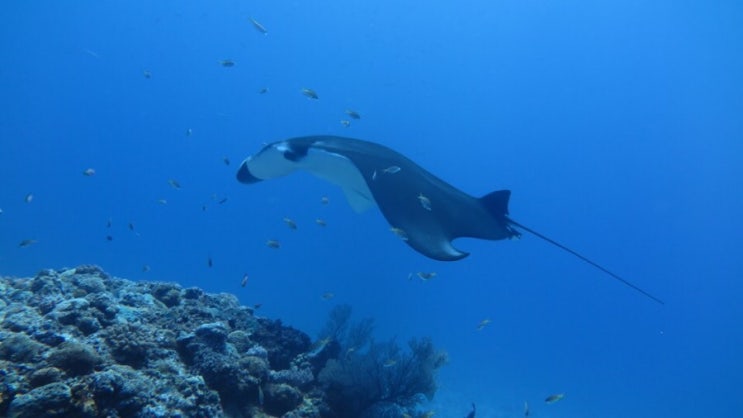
[0,18,575,418]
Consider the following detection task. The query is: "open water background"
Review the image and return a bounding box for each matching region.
[1,1,742,416]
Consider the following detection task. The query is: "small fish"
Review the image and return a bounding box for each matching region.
[322,292,335,300]
[340,120,351,127]
[24,193,33,203]
[465,403,476,418]
[186,128,193,136]
[316,337,332,348]
[545,393,565,404]
[143,70,152,79]
[383,166,401,174]
[142,264,151,273]
[344,109,361,119]
[477,319,492,331]
[309,338,332,355]
[417,193,432,211]
[258,87,269,94]
[202,205,207,211]
[258,384,264,406]
[283,217,298,230]
[383,359,397,367]
[157,199,168,205]
[266,239,281,249]
[83,49,100,58]
[168,179,181,189]
[320,196,330,205]
[106,235,113,241]
[524,401,530,417]
[216,197,228,205]
[390,227,409,241]
[128,222,135,231]
[208,256,213,268]
[301,88,319,99]
[223,156,230,165]
[315,218,327,227]
[241,274,249,287]
[249,17,268,34]
[253,303,263,310]
[0,208,3,215]
[416,272,437,281]
[106,218,112,228]
[18,239,38,248]
[220,59,235,67]
[82,168,96,176]
[372,170,378,181]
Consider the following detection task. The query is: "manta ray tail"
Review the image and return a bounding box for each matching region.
[505,217,664,305]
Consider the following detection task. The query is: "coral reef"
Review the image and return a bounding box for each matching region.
[0,267,445,417]
[316,305,448,418]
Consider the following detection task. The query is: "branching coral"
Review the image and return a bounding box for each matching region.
[316,306,447,417]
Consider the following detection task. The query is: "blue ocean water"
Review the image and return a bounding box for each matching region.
[1,0,741,416]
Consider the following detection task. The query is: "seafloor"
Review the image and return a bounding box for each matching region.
[0,266,445,418]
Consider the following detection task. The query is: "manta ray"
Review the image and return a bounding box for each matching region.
[237,135,663,304]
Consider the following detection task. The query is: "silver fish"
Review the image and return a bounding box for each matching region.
[417,193,432,211]
[301,88,319,99]
[344,109,361,119]
[250,17,268,34]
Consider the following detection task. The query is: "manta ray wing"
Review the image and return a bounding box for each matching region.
[237,135,663,304]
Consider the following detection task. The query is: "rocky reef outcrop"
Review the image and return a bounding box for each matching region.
[0,266,327,417]
[0,266,445,417]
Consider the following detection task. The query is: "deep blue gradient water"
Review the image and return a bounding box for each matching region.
[2,1,742,417]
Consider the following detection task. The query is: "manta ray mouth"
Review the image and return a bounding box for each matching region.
[236,160,262,184]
